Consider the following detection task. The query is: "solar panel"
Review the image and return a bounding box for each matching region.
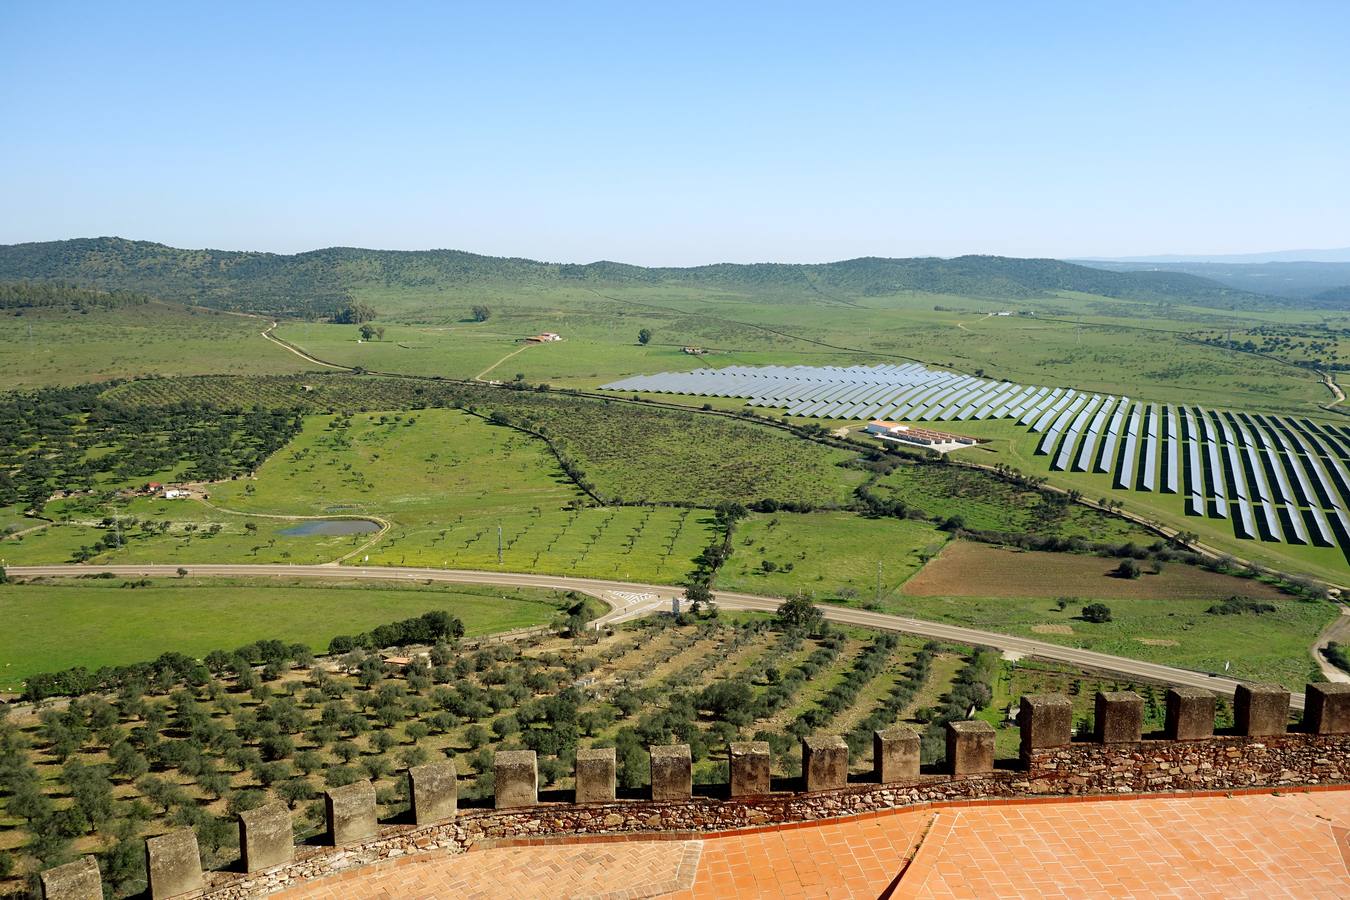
[1245,419,1298,519]
[1233,496,1258,540]
[911,384,970,420]
[1288,419,1350,505]
[1231,416,1274,504]
[896,384,950,418]
[1115,404,1142,489]
[1215,412,1249,501]
[1031,392,1076,432]
[1053,396,1102,471]
[990,385,1034,419]
[1275,418,1340,511]
[1256,415,1315,511]
[1006,386,1049,419]
[1139,404,1159,492]
[1095,398,1130,474]
[1019,388,1063,426]
[1313,421,1350,463]
[1163,406,1180,494]
[1073,397,1117,472]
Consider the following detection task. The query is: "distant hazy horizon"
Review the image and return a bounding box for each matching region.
[8,235,1350,270]
[2,2,1347,266]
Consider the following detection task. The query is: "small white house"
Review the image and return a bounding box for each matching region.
[163,489,191,499]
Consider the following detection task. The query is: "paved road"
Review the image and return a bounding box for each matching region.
[8,563,1305,710]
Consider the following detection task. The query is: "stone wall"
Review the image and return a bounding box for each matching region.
[1024,731,1349,794]
[204,730,1349,899]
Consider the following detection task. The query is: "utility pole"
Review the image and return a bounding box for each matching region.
[875,560,882,605]
[497,524,503,565]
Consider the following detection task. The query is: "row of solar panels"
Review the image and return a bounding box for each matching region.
[603,364,1135,426]
[1035,401,1350,548]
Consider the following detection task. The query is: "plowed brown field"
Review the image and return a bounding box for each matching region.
[900,541,1287,600]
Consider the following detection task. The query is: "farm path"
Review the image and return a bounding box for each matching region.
[7,563,1306,710]
[474,342,535,381]
[258,320,351,370]
[1312,605,1350,684]
[953,312,994,332]
[1323,369,1345,406]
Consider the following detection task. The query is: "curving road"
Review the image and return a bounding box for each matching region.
[8,563,1306,710]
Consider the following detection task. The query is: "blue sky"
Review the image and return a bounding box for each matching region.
[2,2,1347,264]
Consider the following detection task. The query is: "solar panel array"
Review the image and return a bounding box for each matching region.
[601,364,1350,557]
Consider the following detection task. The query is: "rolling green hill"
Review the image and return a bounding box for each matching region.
[0,237,1274,319]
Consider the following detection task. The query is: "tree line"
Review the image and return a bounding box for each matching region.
[0,280,152,311]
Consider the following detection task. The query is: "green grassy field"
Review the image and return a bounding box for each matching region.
[0,303,314,389]
[717,511,948,600]
[275,320,517,381]
[0,504,39,535]
[0,577,574,690]
[883,591,1334,690]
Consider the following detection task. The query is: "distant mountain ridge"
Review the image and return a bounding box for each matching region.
[1081,259,1350,302]
[1077,248,1350,264]
[0,237,1282,318]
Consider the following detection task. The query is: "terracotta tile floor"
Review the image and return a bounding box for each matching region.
[279,840,701,900]
[664,811,932,900]
[894,792,1350,900]
[278,790,1350,899]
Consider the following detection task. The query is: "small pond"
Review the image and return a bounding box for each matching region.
[279,519,380,537]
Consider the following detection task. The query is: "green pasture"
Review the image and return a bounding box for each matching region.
[275,320,515,380]
[717,511,947,600]
[211,407,576,520]
[0,303,313,389]
[0,504,39,535]
[0,578,573,690]
[883,592,1335,691]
